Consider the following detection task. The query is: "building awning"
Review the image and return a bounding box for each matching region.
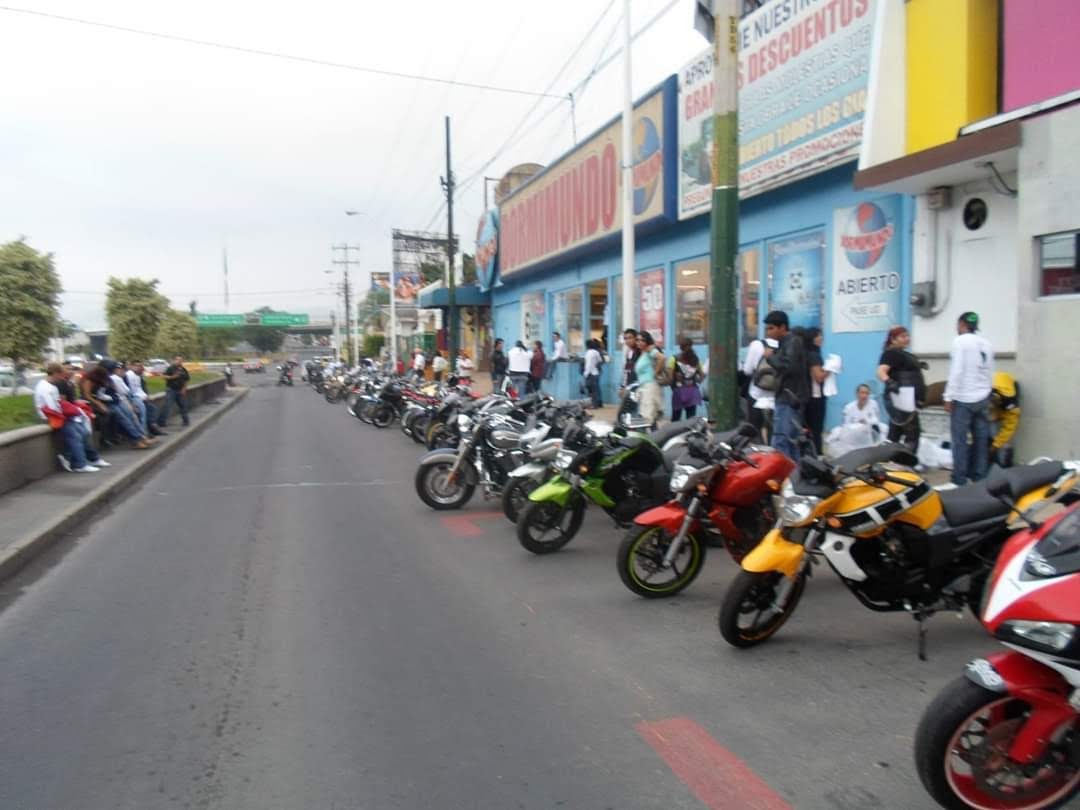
[853,120,1021,195]
[417,283,490,309]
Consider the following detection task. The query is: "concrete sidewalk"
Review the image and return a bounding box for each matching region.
[0,385,249,582]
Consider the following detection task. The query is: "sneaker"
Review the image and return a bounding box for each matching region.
[57,454,73,472]
[94,458,112,468]
[74,465,100,473]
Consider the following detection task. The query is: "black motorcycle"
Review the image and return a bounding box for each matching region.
[277,364,294,386]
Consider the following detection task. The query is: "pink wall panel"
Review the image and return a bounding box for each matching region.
[1003,0,1080,111]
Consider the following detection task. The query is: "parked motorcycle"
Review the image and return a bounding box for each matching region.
[515,419,704,555]
[616,423,794,598]
[718,449,1080,650]
[914,483,1080,810]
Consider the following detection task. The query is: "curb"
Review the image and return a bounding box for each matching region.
[0,387,250,584]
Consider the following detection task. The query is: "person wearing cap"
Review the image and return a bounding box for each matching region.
[944,311,994,485]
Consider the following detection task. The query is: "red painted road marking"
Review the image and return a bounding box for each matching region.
[440,511,504,537]
[637,717,792,810]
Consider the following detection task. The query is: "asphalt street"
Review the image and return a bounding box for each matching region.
[0,375,1058,810]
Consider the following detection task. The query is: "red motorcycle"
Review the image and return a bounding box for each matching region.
[914,478,1080,809]
[616,424,794,598]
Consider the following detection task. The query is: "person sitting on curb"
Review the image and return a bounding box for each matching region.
[124,360,165,437]
[33,363,110,473]
[84,362,152,449]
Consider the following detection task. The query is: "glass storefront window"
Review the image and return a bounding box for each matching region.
[739,247,761,347]
[1039,231,1080,297]
[521,291,545,343]
[674,256,709,345]
[565,288,584,353]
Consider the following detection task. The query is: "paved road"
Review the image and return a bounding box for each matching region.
[0,376,1030,809]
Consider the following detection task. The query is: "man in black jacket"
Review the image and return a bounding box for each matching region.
[490,339,508,391]
[763,311,810,460]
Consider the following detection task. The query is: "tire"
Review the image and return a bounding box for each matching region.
[425,419,446,448]
[415,461,475,510]
[371,405,394,428]
[501,476,540,523]
[914,676,1080,810]
[516,495,586,555]
[410,414,430,445]
[717,568,807,648]
[427,423,456,450]
[617,525,706,598]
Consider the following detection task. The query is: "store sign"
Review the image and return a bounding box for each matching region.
[637,268,666,347]
[677,51,714,220]
[475,209,499,292]
[678,0,875,212]
[500,85,670,277]
[521,291,545,344]
[768,232,824,329]
[831,198,902,333]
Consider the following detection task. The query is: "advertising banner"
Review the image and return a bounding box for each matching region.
[500,83,671,277]
[768,231,824,329]
[393,268,423,305]
[831,197,902,333]
[637,268,666,347]
[475,209,499,291]
[677,51,714,220]
[370,272,391,292]
[521,291,545,344]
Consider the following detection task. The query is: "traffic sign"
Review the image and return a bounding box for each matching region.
[196,314,245,328]
[259,313,309,327]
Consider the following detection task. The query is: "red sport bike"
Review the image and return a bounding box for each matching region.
[616,423,795,598]
[915,473,1080,809]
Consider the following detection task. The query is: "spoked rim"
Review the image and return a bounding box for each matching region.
[944,697,1080,810]
[733,572,802,641]
[423,463,468,505]
[626,527,701,594]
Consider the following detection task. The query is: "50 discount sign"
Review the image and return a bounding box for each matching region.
[637,268,666,347]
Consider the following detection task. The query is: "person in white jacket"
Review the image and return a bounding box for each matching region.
[944,311,994,485]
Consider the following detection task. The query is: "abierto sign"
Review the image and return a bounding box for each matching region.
[500,79,674,277]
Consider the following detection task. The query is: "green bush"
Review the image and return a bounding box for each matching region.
[0,395,39,432]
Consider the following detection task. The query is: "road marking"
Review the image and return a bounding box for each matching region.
[154,480,403,496]
[439,511,504,537]
[636,717,791,810]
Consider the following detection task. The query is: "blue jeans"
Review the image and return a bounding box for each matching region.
[951,397,990,486]
[772,401,803,461]
[109,402,145,440]
[584,374,601,408]
[157,389,189,426]
[60,418,101,469]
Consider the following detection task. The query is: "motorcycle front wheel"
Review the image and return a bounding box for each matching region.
[410,414,430,444]
[415,461,475,510]
[914,676,1080,810]
[501,476,540,523]
[516,495,586,554]
[717,568,806,648]
[371,404,395,428]
[617,525,705,598]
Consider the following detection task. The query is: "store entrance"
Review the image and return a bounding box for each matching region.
[588,280,608,351]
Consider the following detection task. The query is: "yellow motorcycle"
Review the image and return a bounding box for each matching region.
[717,445,1080,653]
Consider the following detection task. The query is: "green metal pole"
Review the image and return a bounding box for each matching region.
[445,115,458,364]
[707,1,739,429]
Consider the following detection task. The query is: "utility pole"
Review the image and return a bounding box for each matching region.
[441,116,457,363]
[222,247,230,312]
[701,0,740,428]
[620,0,636,335]
[331,244,360,365]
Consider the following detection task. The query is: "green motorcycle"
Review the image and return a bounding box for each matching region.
[515,419,703,555]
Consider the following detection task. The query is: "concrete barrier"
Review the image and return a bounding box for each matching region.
[0,377,229,498]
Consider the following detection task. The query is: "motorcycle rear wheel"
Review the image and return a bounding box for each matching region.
[617,525,705,598]
[717,568,806,648]
[516,496,586,554]
[415,461,475,510]
[914,676,1080,810]
[501,477,540,523]
[410,414,431,444]
[371,405,395,428]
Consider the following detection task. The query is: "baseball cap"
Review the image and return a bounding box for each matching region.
[960,311,979,330]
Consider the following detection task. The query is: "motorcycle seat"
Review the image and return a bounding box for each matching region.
[834,443,918,476]
[650,420,696,447]
[985,461,1065,499]
[939,484,1011,526]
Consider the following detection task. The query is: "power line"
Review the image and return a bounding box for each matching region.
[62,287,336,298]
[0,5,569,101]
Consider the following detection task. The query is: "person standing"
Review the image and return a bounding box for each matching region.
[411,348,427,381]
[529,341,546,393]
[456,349,474,383]
[431,350,448,383]
[157,355,191,429]
[741,335,772,440]
[546,331,568,379]
[490,338,508,391]
[34,363,108,472]
[669,338,703,421]
[944,312,994,485]
[803,328,829,454]
[763,311,810,461]
[634,331,664,426]
[620,329,640,391]
[507,340,532,395]
[582,339,603,407]
[877,325,924,452]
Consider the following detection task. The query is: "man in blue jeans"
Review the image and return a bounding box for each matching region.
[157,355,191,428]
[762,310,810,461]
[944,312,994,485]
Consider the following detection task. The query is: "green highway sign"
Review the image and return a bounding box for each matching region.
[196,314,245,328]
[259,313,309,327]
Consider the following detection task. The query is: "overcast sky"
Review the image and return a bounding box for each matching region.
[1,0,705,330]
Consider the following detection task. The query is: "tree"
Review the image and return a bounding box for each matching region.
[462,253,477,285]
[105,277,168,360]
[0,240,62,374]
[418,260,443,286]
[197,326,240,359]
[362,334,385,358]
[241,325,285,354]
[155,310,199,359]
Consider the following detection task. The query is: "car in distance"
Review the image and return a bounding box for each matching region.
[243,359,264,374]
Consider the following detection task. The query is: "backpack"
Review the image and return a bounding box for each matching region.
[751,356,778,392]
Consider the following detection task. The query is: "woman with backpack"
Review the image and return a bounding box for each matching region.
[669,337,703,421]
[741,336,778,441]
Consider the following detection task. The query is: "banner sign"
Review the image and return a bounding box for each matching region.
[475,209,500,291]
[831,198,902,333]
[637,267,666,347]
[371,271,390,292]
[521,291,545,344]
[678,51,714,220]
[768,231,824,329]
[500,82,672,277]
[393,268,423,304]
[677,0,875,212]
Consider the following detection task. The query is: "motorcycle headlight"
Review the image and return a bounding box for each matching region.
[456,414,472,431]
[554,449,576,470]
[997,620,1078,654]
[669,465,695,493]
[777,480,820,527]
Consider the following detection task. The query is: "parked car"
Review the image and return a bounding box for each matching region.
[64,355,85,370]
[147,358,168,375]
[243,359,265,374]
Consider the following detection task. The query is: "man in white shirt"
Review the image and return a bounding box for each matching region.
[411,349,426,380]
[582,340,603,407]
[944,311,994,485]
[507,340,532,395]
[34,363,106,472]
[125,360,163,436]
[547,331,568,379]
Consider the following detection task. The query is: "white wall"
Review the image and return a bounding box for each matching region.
[1015,106,1080,458]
